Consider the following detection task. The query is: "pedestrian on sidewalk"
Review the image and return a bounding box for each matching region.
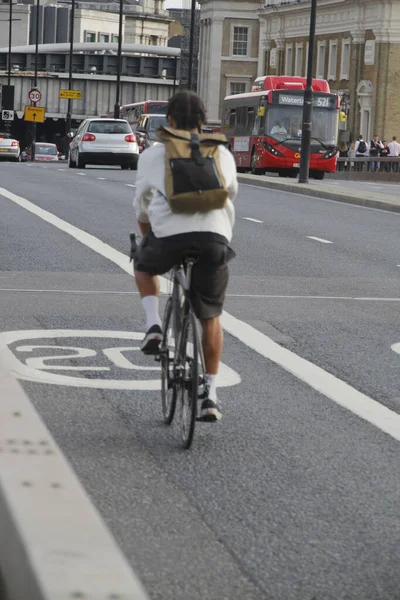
[379,140,391,172]
[355,135,369,172]
[369,135,384,172]
[338,141,349,171]
[388,136,400,173]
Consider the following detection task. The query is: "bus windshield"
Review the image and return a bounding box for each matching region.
[147,102,168,114]
[267,105,338,147]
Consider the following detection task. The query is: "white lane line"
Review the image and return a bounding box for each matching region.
[125,184,136,188]
[241,217,263,223]
[57,168,66,172]
[0,289,399,302]
[306,236,333,244]
[77,172,86,176]
[97,177,107,180]
[1,185,400,443]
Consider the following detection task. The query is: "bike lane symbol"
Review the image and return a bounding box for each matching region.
[0,330,241,391]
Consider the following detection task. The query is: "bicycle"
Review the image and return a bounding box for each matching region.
[159,251,206,449]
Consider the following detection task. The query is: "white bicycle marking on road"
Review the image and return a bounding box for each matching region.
[0,330,241,390]
[1,186,399,441]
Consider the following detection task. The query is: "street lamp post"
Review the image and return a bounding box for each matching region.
[8,0,12,86]
[66,0,75,156]
[31,0,40,161]
[187,0,196,90]
[298,0,317,184]
[114,0,123,119]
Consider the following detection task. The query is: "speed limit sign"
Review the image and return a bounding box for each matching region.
[28,89,42,103]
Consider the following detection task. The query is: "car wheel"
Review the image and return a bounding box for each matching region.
[68,152,76,168]
[121,164,129,170]
[77,152,86,169]
[130,159,138,171]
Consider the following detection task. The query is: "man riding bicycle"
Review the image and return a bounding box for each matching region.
[133,91,238,422]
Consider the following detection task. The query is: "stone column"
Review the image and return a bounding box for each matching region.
[197,20,205,96]
[205,17,224,122]
[349,32,365,140]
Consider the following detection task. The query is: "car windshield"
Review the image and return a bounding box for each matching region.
[36,145,57,155]
[148,116,168,132]
[88,120,131,134]
[266,104,338,147]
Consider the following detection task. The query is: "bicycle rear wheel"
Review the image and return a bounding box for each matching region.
[180,309,199,449]
[160,297,177,424]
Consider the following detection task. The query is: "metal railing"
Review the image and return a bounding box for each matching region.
[336,156,400,173]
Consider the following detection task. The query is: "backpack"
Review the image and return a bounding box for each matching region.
[157,126,229,214]
[358,140,367,154]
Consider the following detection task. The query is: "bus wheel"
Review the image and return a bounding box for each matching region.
[251,150,264,175]
[312,171,325,180]
[278,171,288,178]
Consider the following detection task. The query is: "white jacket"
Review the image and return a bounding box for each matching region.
[133,143,238,242]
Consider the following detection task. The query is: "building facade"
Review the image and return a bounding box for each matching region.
[0,0,170,49]
[197,0,261,123]
[198,0,400,141]
[168,7,200,89]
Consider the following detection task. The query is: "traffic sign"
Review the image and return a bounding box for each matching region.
[59,89,82,100]
[2,109,14,121]
[28,88,42,103]
[24,106,45,123]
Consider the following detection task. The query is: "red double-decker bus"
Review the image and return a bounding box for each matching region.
[222,76,339,179]
[101,100,168,129]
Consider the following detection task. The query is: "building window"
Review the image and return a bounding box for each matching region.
[340,38,351,80]
[328,40,338,80]
[285,44,293,76]
[112,34,119,43]
[85,31,96,43]
[230,82,246,95]
[150,35,158,46]
[295,43,303,76]
[232,27,249,56]
[316,41,326,79]
[99,33,110,43]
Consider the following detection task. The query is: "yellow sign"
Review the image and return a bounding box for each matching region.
[257,106,265,117]
[24,106,45,123]
[294,153,301,159]
[59,89,82,100]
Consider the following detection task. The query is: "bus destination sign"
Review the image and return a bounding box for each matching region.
[277,94,336,109]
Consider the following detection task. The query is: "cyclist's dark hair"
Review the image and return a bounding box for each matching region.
[166,90,206,131]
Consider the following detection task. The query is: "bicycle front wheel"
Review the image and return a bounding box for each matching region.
[180,309,199,449]
[160,298,177,424]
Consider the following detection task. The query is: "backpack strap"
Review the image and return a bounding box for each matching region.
[189,133,205,166]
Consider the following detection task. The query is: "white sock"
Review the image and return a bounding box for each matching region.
[142,295,162,330]
[205,374,218,402]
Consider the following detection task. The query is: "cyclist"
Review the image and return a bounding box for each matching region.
[133,90,238,422]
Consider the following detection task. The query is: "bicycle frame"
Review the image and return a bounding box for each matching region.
[171,259,206,375]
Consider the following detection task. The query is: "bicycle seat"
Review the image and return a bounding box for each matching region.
[182,249,204,261]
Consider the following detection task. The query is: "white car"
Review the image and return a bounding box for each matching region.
[0,135,20,161]
[68,118,139,169]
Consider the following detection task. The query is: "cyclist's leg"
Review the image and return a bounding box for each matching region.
[200,316,223,376]
[190,242,233,420]
[133,231,178,353]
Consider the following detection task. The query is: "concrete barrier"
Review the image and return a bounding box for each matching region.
[0,362,150,600]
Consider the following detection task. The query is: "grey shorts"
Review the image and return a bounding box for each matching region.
[134,231,235,320]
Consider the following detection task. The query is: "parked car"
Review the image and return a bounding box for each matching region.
[68,118,139,169]
[135,113,168,152]
[26,142,59,162]
[0,134,20,161]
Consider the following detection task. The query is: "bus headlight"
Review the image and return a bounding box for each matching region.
[263,141,284,157]
[322,148,338,159]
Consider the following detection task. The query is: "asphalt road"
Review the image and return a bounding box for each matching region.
[1,161,399,600]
